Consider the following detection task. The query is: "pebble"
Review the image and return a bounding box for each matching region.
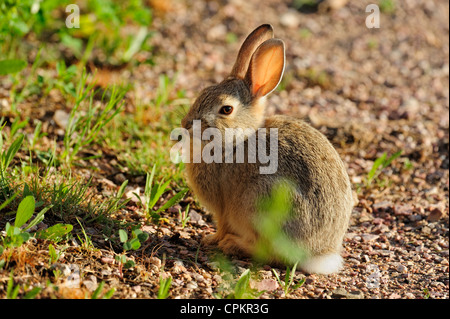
[255,279,279,292]
[149,257,162,268]
[394,204,414,216]
[125,186,141,203]
[172,260,187,274]
[361,234,379,242]
[188,210,205,225]
[114,173,127,184]
[427,208,443,222]
[332,288,364,299]
[101,257,115,264]
[280,10,300,28]
[186,281,198,289]
[83,275,98,292]
[396,264,408,273]
[373,201,393,212]
[53,110,70,129]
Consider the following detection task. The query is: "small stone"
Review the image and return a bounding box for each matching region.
[83,275,98,292]
[394,204,413,216]
[188,210,205,225]
[396,264,407,273]
[141,225,157,234]
[101,257,115,264]
[280,10,300,28]
[361,234,379,242]
[427,208,443,222]
[373,201,393,212]
[347,290,364,299]
[191,272,206,283]
[319,0,348,12]
[332,288,363,299]
[405,292,415,299]
[149,257,162,268]
[172,260,186,274]
[114,173,126,184]
[207,262,221,271]
[372,218,384,225]
[256,279,279,292]
[168,204,182,214]
[125,186,141,203]
[159,227,171,236]
[53,110,71,129]
[421,226,431,235]
[98,178,116,188]
[101,269,112,276]
[51,263,71,277]
[186,281,198,289]
[332,288,347,298]
[132,285,141,293]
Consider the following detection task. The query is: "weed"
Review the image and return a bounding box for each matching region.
[73,218,94,251]
[157,257,172,299]
[366,150,402,186]
[228,269,263,299]
[48,244,58,264]
[91,281,115,299]
[119,227,149,251]
[178,204,190,228]
[379,0,396,14]
[157,274,173,299]
[6,271,41,299]
[134,164,188,222]
[0,130,24,176]
[0,59,26,75]
[115,227,149,275]
[272,262,305,296]
[1,195,53,249]
[299,67,332,89]
[62,69,127,167]
[6,272,20,299]
[299,28,312,39]
[254,180,307,265]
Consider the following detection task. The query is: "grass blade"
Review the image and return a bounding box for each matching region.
[15,195,35,228]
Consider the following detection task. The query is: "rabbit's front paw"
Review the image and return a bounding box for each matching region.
[218,233,253,257]
[201,233,221,247]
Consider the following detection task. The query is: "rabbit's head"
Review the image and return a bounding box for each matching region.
[182,24,285,136]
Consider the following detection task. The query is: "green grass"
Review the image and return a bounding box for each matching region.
[272,262,305,296]
[379,0,396,14]
[366,150,402,187]
[254,180,308,265]
[0,0,191,299]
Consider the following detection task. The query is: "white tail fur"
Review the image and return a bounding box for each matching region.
[300,253,343,275]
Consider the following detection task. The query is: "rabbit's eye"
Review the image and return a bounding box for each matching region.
[219,105,233,115]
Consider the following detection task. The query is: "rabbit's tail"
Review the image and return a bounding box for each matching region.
[300,253,343,275]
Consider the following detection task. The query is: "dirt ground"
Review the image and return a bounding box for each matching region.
[0,0,448,299]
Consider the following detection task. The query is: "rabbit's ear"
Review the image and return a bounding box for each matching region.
[245,39,285,98]
[230,24,274,79]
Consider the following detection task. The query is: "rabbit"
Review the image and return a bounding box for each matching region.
[181,24,353,274]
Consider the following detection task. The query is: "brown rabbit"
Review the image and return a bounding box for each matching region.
[181,24,353,274]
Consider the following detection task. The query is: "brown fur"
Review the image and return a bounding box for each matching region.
[182,25,353,267]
